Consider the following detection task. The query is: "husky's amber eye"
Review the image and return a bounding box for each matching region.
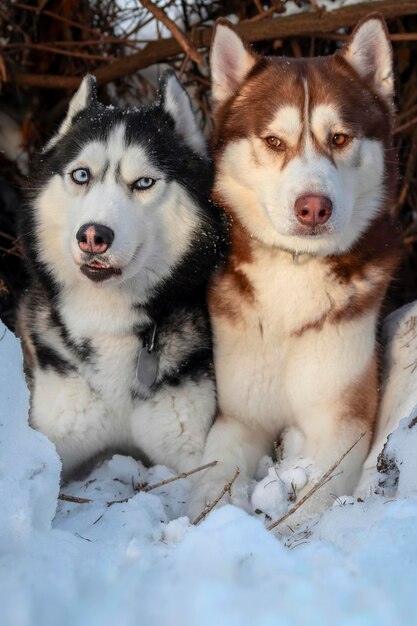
[132,177,156,191]
[332,133,350,148]
[71,168,90,185]
[265,136,284,150]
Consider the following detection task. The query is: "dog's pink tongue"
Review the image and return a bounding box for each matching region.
[89,261,108,269]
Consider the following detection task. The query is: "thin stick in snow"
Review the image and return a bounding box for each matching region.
[58,494,92,504]
[193,468,240,526]
[58,461,218,507]
[136,460,218,493]
[107,460,219,507]
[267,432,366,531]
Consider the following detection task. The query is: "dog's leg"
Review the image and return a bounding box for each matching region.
[277,359,377,529]
[267,314,379,529]
[31,368,114,475]
[186,414,273,522]
[130,378,216,473]
[277,419,371,530]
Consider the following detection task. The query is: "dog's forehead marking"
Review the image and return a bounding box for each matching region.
[303,77,344,156]
[69,122,160,181]
[74,140,107,172]
[70,123,126,173]
[121,145,160,181]
[310,103,343,143]
[105,122,126,160]
[103,122,161,180]
[267,105,302,143]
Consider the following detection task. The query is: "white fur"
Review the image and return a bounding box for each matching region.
[162,72,207,156]
[342,17,394,103]
[36,123,200,301]
[32,366,215,475]
[210,24,256,110]
[215,102,385,256]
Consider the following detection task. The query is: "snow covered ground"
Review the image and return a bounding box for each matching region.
[2,304,417,626]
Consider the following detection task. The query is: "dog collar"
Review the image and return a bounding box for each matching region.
[280,248,314,264]
[136,323,158,387]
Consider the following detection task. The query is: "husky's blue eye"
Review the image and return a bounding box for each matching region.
[133,177,156,191]
[71,168,90,185]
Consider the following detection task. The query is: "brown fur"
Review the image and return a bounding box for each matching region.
[210,26,400,330]
[342,356,379,431]
[209,202,255,322]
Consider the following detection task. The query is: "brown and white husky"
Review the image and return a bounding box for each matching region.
[187,14,400,526]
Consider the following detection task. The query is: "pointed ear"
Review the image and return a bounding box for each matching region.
[158,70,207,157]
[210,19,257,112]
[45,74,97,151]
[341,14,394,103]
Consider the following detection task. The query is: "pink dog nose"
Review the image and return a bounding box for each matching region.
[294,194,333,227]
[76,223,114,254]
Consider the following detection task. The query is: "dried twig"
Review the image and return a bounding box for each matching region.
[313,32,417,42]
[7,0,417,90]
[267,432,366,531]
[59,494,92,504]
[13,2,101,36]
[394,115,417,135]
[107,461,219,506]
[408,416,417,429]
[398,102,417,123]
[393,128,417,218]
[193,468,240,525]
[59,462,218,507]
[137,460,218,492]
[250,1,285,22]
[139,0,204,66]
[0,42,114,62]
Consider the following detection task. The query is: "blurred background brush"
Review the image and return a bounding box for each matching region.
[1,0,417,329]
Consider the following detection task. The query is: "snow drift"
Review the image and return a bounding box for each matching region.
[2,307,417,626]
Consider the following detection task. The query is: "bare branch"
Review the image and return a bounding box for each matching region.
[193,468,240,525]
[138,460,218,492]
[58,494,92,504]
[58,462,218,507]
[139,0,204,66]
[7,0,417,90]
[267,432,367,531]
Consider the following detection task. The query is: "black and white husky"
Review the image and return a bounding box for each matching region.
[18,71,226,476]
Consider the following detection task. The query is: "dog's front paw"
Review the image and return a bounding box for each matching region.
[252,457,323,527]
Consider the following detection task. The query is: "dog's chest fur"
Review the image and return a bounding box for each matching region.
[210,239,384,431]
[245,248,341,334]
[28,282,210,420]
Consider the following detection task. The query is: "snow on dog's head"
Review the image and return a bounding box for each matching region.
[210,14,395,256]
[24,71,210,289]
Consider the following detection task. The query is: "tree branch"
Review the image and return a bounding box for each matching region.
[7,0,417,90]
[193,468,240,525]
[267,432,366,531]
[139,0,204,66]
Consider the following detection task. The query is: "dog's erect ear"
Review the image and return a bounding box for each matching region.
[210,20,257,112]
[341,14,394,103]
[45,75,97,151]
[158,70,207,157]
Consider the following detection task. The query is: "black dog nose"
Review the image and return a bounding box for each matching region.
[76,223,114,254]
